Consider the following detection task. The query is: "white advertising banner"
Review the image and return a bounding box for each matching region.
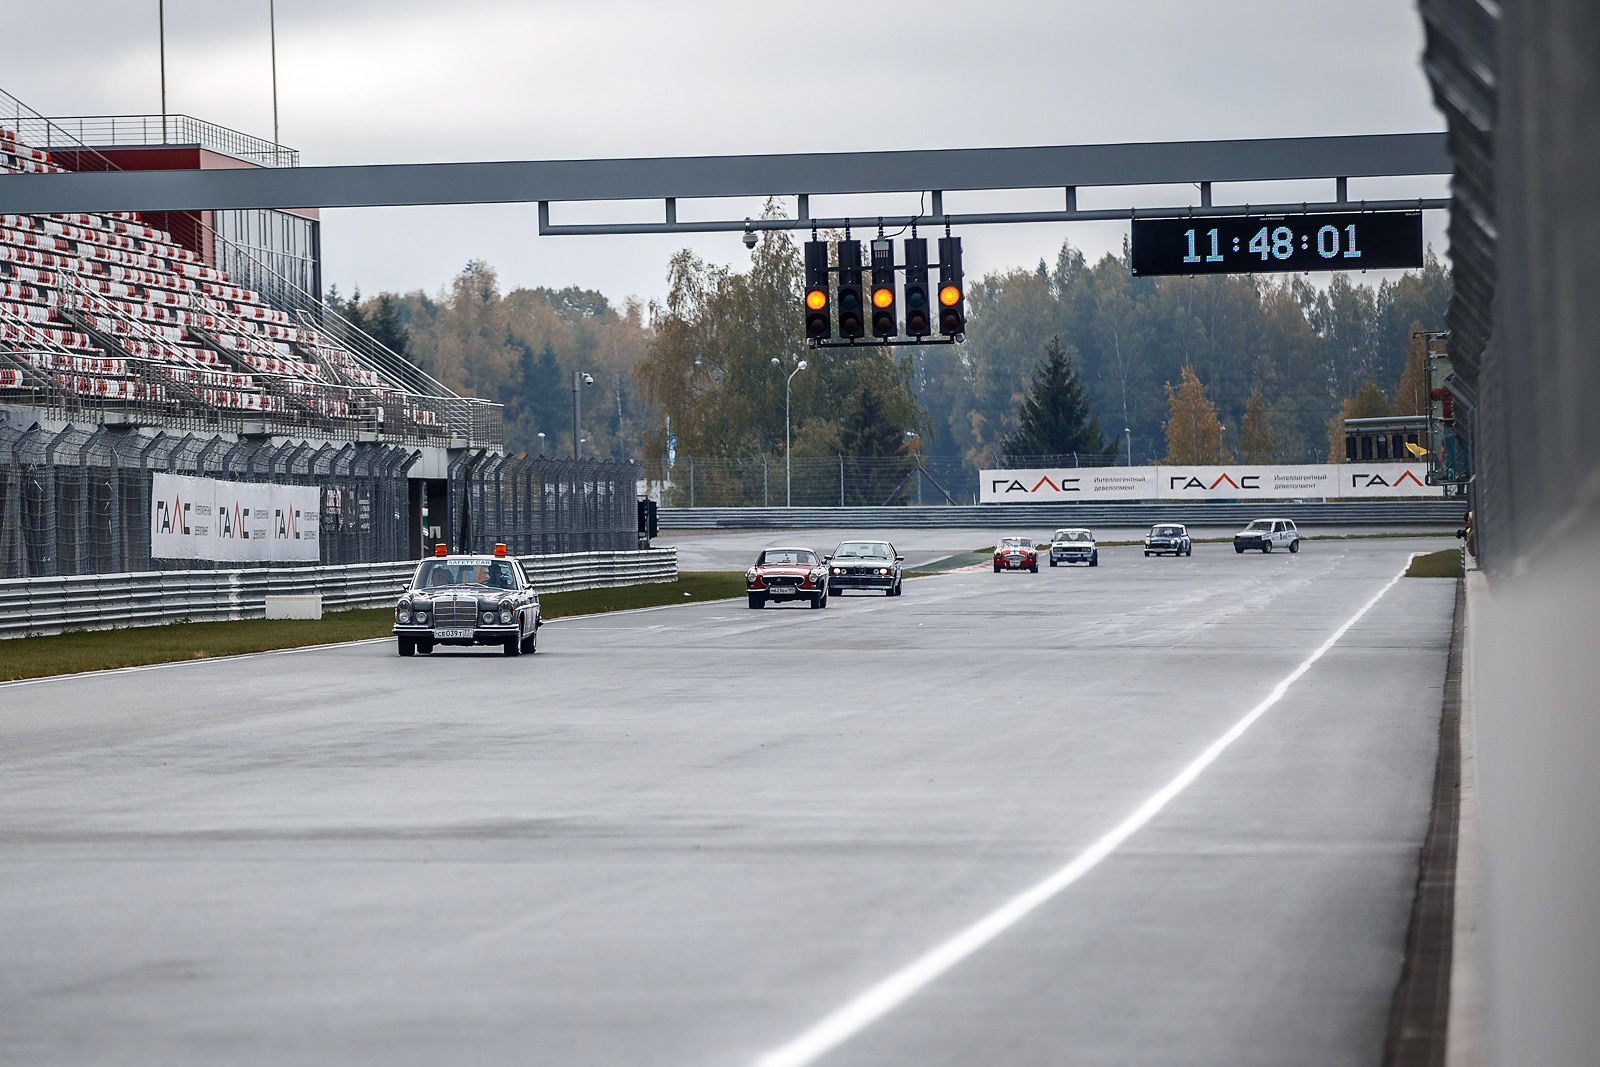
[978,463,1438,503]
[980,468,1159,503]
[1157,465,1341,501]
[1333,463,1437,497]
[151,474,320,561]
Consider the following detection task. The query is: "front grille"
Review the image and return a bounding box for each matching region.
[766,575,800,587]
[433,600,478,627]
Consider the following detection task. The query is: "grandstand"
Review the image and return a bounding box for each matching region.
[0,96,499,453]
[0,91,652,578]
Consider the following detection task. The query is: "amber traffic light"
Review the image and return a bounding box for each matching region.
[803,240,831,339]
[937,235,965,337]
[870,238,897,338]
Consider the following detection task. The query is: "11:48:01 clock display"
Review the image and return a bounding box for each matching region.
[1130,211,1423,277]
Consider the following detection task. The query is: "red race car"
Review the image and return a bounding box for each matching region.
[747,546,829,609]
[993,536,1039,573]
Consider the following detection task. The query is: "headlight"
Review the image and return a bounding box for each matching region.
[831,567,841,575]
[481,611,496,625]
[746,569,758,581]
[499,607,513,624]
[415,611,429,625]
[878,567,890,575]
[397,609,412,624]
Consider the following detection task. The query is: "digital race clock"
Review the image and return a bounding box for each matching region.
[1130,211,1423,276]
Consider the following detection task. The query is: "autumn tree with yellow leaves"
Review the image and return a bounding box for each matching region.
[1162,366,1229,463]
[1237,389,1276,464]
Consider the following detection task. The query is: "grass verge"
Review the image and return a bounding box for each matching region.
[1404,549,1465,578]
[0,572,747,684]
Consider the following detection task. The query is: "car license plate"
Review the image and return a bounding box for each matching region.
[433,628,472,639]
[769,587,795,595]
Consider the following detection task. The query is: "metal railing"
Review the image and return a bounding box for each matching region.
[0,548,677,638]
[14,113,299,168]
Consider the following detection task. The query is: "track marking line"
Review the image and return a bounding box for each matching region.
[750,560,1411,1067]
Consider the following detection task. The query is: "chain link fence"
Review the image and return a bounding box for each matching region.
[0,423,418,577]
[0,425,644,578]
[449,452,644,556]
[653,452,1129,508]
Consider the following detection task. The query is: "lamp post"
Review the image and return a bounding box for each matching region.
[771,357,808,506]
[571,370,593,458]
[536,431,545,454]
[905,430,922,505]
[1125,426,1133,466]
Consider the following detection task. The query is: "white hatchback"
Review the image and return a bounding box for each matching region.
[1233,518,1301,554]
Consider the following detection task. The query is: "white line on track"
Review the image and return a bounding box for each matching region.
[750,559,1412,1067]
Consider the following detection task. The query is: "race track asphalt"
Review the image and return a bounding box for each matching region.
[0,536,1457,1067]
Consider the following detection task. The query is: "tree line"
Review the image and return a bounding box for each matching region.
[329,229,1448,471]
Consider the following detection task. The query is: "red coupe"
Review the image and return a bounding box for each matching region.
[994,536,1039,573]
[747,547,829,609]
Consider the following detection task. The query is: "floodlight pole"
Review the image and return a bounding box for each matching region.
[158,0,167,138]
[571,370,582,459]
[269,0,280,153]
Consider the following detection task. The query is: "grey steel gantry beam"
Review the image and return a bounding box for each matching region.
[0,133,1450,225]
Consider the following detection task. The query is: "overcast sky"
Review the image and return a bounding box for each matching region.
[3,0,1448,304]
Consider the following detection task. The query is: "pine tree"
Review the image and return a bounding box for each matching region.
[1000,336,1110,462]
[367,293,410,359]
[1238,389,1275,463]
[1163,365,1229,463]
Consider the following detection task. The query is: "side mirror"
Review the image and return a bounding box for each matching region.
[895,555,904,563]
[822,555,832,562]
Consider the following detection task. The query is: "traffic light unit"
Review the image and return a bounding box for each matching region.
[798,235,963,346]
[870,239,897,338]
[937,235,965,337]
[836,239,864,339]
[903,237,930,337]
[803,240,831,339]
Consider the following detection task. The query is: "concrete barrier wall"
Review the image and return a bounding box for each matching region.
[658,502,1463,530]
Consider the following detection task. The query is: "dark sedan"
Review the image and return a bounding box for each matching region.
[827,540,905,596]
[393,544,541,656]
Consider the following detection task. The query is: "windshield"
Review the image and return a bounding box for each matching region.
[999,538,1031,549]
[834,542,892,558]
[1151,526,1183,537]
[759,549,817,566]
[1245,520,1273,532]
[1054,530,1092,542]
[413,558,520,591]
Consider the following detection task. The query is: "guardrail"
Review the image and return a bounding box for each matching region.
[658,502,1465,529]
[0,548,677,638]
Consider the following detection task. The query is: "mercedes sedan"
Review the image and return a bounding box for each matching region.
[394,544,541,656]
